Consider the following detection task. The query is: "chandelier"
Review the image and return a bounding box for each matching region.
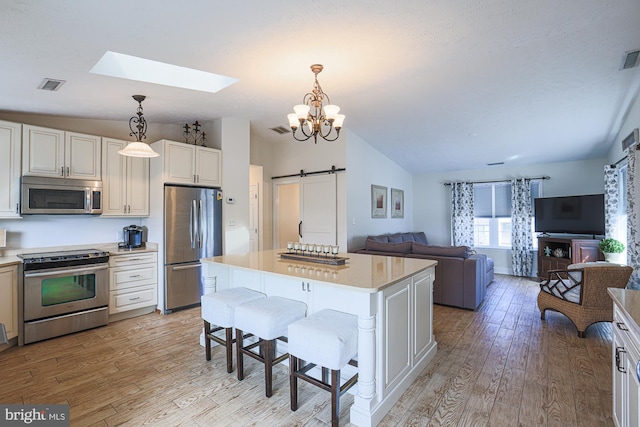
[287,64,345,143]
[118,95,159,158]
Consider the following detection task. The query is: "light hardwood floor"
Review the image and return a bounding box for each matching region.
[0,274,614,426]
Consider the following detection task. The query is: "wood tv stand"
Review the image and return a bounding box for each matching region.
[537,236,603,279]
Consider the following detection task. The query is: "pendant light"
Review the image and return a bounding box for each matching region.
[118,95,159,158]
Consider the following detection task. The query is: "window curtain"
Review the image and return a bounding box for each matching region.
[511,178,533,277]
[451,182,474,247]
[604,164,620,238]
[627,149,640,289]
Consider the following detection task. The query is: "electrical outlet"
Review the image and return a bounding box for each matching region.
[116,231,122,242]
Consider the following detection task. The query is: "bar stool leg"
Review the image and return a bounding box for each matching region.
[236,328,244,381]
[290,355,299,411]
[264,339,275,397]
[204,320,212,361]
[225,327,234,373]
[331,369,340,427]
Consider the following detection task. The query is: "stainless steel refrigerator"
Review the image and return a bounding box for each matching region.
[164,185,222,313]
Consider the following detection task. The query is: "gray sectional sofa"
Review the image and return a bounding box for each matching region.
[354,232,494,310]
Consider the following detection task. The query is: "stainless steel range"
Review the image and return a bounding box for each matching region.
[18,248,110,345]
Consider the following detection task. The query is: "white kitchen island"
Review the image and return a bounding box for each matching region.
[202,249,438,427]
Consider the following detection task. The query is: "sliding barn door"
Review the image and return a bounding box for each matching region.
[273,174,337,248]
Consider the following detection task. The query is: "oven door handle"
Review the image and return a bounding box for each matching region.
[24,264,109,278]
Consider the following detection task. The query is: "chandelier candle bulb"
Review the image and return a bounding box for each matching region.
[294,104,310,119]
[323,104,340,121]
[287,114,299,129]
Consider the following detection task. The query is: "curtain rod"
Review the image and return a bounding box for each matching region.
[271,165,346,180]
[443,176,550,186]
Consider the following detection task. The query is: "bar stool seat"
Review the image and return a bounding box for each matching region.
[201,287,266,373]
[288,309,358,427]
[235,296,307,397]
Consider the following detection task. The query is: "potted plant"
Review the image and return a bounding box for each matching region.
[599,238,625,263]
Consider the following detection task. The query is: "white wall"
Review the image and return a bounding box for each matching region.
[345,131,413,251]
[413,157,607,274]
[607,90,640,164]
[212,118,251,254]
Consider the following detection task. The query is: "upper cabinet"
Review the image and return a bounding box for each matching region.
[22,125,101,180]
[156,140,221,187]
[0,120,22,218]
[101,138,149,217]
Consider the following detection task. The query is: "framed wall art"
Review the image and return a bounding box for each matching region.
[371,185,387,218]
[391,188,404,218]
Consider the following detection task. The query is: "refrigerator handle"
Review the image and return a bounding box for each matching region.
[199,199,204,248]
[190,200,197,249]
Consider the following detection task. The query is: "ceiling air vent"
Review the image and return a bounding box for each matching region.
[37,78,66,91]
[269,126,290,135]
[622,50,640,70]
[622,128,639,152]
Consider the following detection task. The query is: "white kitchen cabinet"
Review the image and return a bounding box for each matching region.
[101,138,149,216]
[22,125,101,180]
[0,265,18,341]
[0,120,22,218]
[612,305,640,427]
[155,140,221,187]
[109,252,158,315]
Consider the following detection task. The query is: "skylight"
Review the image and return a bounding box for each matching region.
[90,51,238,93]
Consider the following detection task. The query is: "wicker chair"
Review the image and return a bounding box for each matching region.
[538,263,633,337]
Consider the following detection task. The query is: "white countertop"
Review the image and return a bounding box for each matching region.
[0,242,158,267]
[203,249,437,292]
[609,288,640,330]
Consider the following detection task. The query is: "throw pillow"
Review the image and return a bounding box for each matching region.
[411,243,469,258]
[388,233,403,244]
[365,240,413,253]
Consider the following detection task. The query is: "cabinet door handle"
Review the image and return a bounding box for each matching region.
[193,175,197,183]
[616,346,627,373]
[66,166,70,176]
[616,322,629,331]
[124,205,127,214]
[129,274,142,278]
[306,282,311,292]
[129,296,141,301]
[61,166,65,177]
[16,203,19,214]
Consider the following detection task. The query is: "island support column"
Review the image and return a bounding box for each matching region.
[350,314,377,426]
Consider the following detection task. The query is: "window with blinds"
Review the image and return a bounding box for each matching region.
[473,181,540,248]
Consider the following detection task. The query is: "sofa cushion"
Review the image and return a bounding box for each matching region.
[412,243,469,259]
[388,233,403,243]
[368,235,389,244]
[365,240,413,254]
[401,232,428,244]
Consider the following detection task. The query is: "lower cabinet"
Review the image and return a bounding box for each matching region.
[109,252,158,315]
[612,305,640,427]
[0,265,18,341]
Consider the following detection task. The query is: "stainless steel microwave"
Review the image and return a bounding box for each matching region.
[21,176,102,215]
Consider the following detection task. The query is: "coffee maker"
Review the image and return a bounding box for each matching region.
[119,225,145,249]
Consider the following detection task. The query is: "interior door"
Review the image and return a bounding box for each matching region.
[273,174,337,248]
[300,174,336,245]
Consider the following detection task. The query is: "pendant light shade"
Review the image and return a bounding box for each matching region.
[117,141,159,157]
[118,95,159,158]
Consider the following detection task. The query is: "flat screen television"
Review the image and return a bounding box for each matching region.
[534,194,605,236]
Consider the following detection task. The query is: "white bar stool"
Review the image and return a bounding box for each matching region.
[201,287,266,373]
[234,296,308,397]
[288,309,358,427]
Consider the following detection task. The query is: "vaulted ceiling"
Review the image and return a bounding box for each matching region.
[1,0,639,173]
